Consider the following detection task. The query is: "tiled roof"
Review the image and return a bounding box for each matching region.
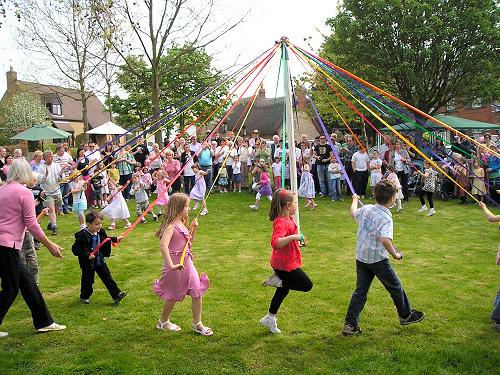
[225,97,285,135]
[15,81,109,129]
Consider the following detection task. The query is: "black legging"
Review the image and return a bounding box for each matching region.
[269,268,313,314]
[419,190,434,208]
[397,170,409,201]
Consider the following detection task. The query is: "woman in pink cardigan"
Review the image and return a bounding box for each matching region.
[0,159,66,338]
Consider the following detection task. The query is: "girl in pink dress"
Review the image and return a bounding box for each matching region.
[152,169,170,215]
[153,193,212,335]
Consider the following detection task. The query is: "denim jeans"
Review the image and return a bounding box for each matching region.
[328,178,342,200]
[345,259,411,327]
[60,183,71,211]
[200,165,212,189]
[492,288,500,323]
[317,164,329,195]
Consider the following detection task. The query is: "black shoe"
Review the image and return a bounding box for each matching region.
[47,222,53,231]
[113,291,127,304]
[153,215,158,222]
[342,323,362,336]
[63,210,70,214]
[51,226,58,235]
[34,240,41,250]
[400,310,425,325]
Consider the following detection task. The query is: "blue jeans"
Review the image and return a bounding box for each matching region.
[200,165,212,189]
[317,164,329,196]
[492,288,500,323]
[345,259,411,327]
[328,178,342,200]
[60,183,70,212]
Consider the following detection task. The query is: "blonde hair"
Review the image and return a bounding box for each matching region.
[155,193,190,238]
[7,159,34,185]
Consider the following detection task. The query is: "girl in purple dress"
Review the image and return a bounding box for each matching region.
[249,163,273,211]
[189,164,208,216]
[153,193,212,336]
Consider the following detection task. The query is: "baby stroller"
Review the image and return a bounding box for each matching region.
[439,173,455,200]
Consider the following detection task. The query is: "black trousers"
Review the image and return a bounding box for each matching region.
[353,170,369,196]
[0,246,53,329]
[269,268,313,314]
[79,258,121,300]
[419,191,434,208]
[397,171,409,201]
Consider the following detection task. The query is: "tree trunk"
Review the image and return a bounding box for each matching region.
[152,70,162,145]
[80,86,89,143]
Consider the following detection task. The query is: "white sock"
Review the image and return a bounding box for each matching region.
[267,312,276,318]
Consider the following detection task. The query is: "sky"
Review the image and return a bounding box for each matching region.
[0,0,337,98]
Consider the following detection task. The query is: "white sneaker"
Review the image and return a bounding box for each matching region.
[200,208,208,216]
[428,208,436,216]
[261,273,283,288]
[259,314,281,334]
[0,332,8,338]
[396,206,403,213]
[249,204,258,210]
[36,322,66,333]
[418,205,427,212]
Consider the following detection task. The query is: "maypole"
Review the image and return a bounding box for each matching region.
[281,37,300,229]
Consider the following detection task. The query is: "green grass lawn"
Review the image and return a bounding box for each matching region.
[0,193,499,374]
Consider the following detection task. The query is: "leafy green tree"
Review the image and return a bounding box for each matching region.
[0,92,50,144]
[319,0,499,129]
[109,46,230,136]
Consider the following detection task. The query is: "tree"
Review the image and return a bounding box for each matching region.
[109,45,230,136]
[0,92,50,144]
[18,0,105,141]
[91,0,246,143]
[320,0,499,130]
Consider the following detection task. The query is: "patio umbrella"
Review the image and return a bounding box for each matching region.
[11,124,71,150]
[11,124,71,141]
[87,121,127,135]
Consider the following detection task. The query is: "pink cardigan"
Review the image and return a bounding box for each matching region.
[0,182,45,250]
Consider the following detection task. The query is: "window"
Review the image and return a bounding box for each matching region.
[446,99,456,112]
[471,98,482,109]
[52,104,62,116]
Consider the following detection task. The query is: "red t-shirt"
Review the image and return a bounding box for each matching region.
[270,216,302,271]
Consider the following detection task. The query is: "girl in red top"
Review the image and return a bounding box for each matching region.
[259,189,313,334]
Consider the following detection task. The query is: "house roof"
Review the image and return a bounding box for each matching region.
[225,97,285,135]
[14,81,109,129]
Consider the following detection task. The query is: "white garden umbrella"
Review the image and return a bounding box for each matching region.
[87,121,128,135]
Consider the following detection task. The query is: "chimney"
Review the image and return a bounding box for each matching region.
[6,66,18,96]
[258,84,266,98]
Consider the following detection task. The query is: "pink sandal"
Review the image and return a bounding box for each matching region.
[124,223,132,229]
[108,224,116,230]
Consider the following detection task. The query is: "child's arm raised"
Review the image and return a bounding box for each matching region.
[160,224,184,270]
[380,237,402,260]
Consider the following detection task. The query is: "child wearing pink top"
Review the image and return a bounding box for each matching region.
[249,164,273,211]
[153,193,211,336]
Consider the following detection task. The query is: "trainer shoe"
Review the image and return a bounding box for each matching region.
[36,322,66,333]
[418,205,427,212]
[249,204,258,211]
[140,217,147,224]
[153,215,158,222]
[80,298,90,304]
[0,332,8,338]
[261,273,283,288]
[51,226,58,235]
[342,323,362,336]
[259,314,281,334]
[47,222,53,231]
[400,310,425,325]
[427,208,436,216]
[113,291,127,304]
[200,208,208,216]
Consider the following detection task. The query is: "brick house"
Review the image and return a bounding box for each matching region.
[198,86,321,141]
[0,67,110,144]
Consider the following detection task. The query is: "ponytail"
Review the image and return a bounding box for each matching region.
[269,189,295,221]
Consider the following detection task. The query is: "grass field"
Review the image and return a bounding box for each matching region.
[0,192,499,374]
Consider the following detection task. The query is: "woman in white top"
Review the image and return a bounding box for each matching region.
[238,138,250,188]
[394,141,411,201]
